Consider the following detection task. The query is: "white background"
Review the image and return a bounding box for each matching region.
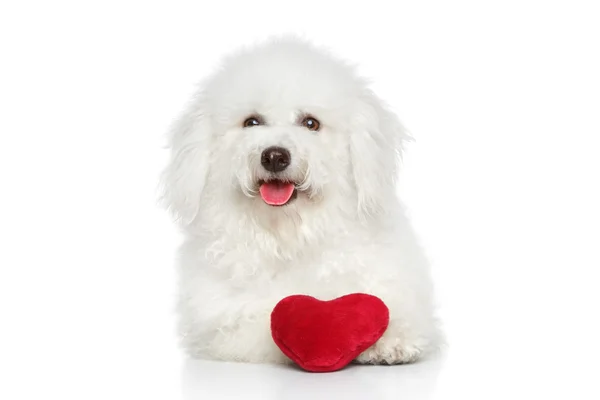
[1,1,599,399]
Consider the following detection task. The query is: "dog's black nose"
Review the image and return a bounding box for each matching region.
[261,146,291,172]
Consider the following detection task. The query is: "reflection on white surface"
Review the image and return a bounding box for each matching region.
[182,355,444,400]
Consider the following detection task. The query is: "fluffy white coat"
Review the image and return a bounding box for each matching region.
[161,38,440,364]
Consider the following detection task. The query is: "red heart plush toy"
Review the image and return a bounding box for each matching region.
[271,293,389,372]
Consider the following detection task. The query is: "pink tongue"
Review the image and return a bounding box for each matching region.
[259,181,295,206]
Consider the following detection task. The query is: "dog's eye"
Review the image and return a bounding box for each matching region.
[243,117,262,128]
[301,116,320,131]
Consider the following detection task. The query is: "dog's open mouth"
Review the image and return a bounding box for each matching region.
[258,179,298,206]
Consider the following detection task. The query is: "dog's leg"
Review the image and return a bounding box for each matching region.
[351,279,442,365]
[180,296,290,364]
[354,316,440,365]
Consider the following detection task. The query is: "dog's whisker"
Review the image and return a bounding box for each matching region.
[240,180,258,197]
[296,166,312,192]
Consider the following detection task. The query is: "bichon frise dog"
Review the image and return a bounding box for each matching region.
[161,37,440,365]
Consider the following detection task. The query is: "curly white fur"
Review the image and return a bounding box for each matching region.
[161,37,441,364]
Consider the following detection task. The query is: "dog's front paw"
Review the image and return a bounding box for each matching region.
[354,334,423,365]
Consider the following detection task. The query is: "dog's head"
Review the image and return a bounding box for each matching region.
[161,38,409,231]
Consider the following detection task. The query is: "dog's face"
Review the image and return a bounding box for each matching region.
[224,109,337,209]
[162,39,408,230]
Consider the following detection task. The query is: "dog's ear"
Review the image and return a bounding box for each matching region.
[349,90,411,217]
[160,95,212,224]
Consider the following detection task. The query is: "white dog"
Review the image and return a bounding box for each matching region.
[161,37,440,365]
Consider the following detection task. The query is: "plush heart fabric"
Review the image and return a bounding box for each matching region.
[271,293,389,372]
